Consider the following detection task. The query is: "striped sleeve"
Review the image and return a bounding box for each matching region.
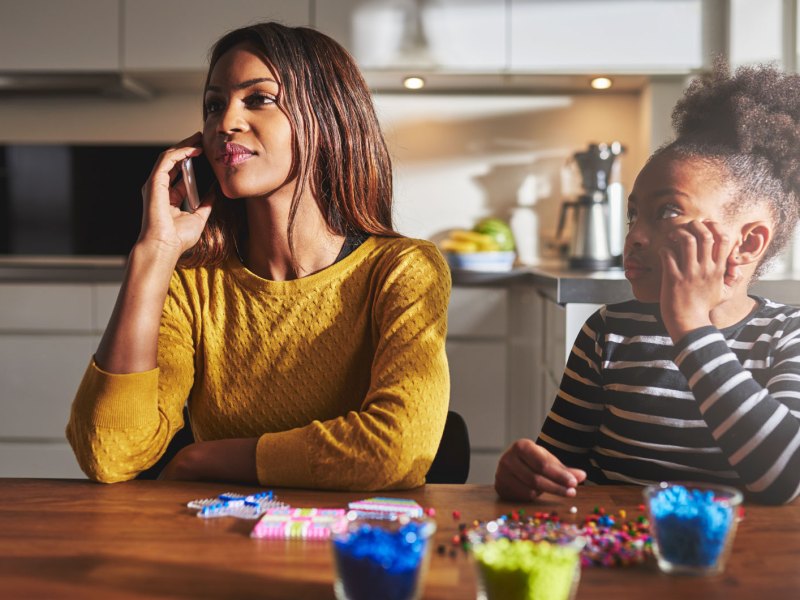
[538,309,606,474]
[674,321,800,504]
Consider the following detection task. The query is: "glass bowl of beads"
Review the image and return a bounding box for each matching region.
[644,481,743,576]
[469,521,586,600]
[330,513,437,600]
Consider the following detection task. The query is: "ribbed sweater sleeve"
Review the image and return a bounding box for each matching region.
[65,273,196,483]
[255,244,451,490]
[673,324,800,504]
[537,309,605,475]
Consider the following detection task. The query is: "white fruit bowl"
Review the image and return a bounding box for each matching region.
[445,251,516,272]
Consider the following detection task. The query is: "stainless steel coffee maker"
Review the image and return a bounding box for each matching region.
[557,142,625,270]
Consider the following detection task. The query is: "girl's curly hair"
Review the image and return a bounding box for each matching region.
[658,60,800,277]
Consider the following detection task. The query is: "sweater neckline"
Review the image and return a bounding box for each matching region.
[226,235,379,294]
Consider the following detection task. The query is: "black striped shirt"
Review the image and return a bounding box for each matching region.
[538,297,800,504]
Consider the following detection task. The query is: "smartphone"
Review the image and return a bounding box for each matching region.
[181,158,201,212]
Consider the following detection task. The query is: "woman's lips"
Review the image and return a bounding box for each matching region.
[218,143,254,166]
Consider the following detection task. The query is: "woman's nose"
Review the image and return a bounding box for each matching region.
[217,103,247,135]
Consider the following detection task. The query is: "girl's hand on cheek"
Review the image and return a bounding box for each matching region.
[658,220,734,341]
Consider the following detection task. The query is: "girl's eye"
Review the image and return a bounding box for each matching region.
[658,204,681,220]
[245,93,276,107]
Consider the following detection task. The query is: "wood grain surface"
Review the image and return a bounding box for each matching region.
[0,479,797,599]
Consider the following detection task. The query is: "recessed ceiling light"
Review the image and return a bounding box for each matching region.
[403,76,426,90]
[591,77,613,90]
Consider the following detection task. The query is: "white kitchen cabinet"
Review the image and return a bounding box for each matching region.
[0,282,120,478]
[122,0,311,71]
[729,0,784,68]
[446,285,542,484]
[510,0,703,72]
[314,0,507,71]
[0,0,120,71]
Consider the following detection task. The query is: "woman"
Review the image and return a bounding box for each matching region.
[495,62,800,505]
[67,23,451,491]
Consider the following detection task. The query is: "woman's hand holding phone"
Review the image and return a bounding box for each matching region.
[138,132,213,258]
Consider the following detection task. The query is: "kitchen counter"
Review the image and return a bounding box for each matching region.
[1,256,798,306]
[0,256,126,283]
[451,261,800,306]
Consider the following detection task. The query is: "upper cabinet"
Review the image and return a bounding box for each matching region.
[729,0,785,68]
[315,0,507,71]
[510,0,704,72]
[0,0,120,71]
[123,0,311,71]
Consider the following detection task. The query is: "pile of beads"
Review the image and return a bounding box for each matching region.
[187,491,287,520]
[332,518,436,600]
[461,506,652,568]
[473,537,582,600]
[647,484,737,569]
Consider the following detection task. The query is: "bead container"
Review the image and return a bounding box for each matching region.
[644,482,742,576]
[331,515,436,600]
[472,536,585,600]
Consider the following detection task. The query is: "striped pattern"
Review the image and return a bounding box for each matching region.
[538,298,800,504]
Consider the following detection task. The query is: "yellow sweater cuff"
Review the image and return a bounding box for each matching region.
[71,359,160,429]
[256,429,314,488]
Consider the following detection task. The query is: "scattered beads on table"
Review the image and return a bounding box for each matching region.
[458,505,652,568]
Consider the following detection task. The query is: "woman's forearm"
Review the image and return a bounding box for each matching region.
[94,240,183,373]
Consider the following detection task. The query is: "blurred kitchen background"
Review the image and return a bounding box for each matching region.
[2,0,799,483]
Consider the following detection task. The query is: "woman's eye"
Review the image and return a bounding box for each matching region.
[245,93,276,107]
[626,212,637,227]
[204,99,223,114]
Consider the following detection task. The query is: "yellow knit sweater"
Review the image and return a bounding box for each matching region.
[66,236,451,490]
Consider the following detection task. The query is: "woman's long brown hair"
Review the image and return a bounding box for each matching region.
[181,22,398,268]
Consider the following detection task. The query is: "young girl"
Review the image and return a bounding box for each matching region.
[66,23,450,490]
[495,62,800,505]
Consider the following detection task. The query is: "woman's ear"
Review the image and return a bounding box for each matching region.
[727,221,772,269]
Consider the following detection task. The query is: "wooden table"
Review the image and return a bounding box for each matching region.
[0,479,798,599]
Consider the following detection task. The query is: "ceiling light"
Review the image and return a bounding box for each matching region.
[403,76,426,90]
[591,77,613,90]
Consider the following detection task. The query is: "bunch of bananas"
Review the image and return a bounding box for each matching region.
[440,230,501,253]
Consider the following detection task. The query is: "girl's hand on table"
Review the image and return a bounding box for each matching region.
[658,219,738,341]
[494,439,586,501]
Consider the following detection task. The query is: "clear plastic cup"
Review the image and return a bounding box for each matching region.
[472,537,585,600]
[331,515,436,600]
[644,481,743,576]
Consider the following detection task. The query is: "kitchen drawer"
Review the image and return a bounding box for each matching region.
[447,340,507,450]
[0,283,92,332]
[0,442,85,478]
[0,334,95,438]
[448,287,508,338]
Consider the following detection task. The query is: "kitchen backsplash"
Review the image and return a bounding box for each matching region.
[0,89,647,255]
